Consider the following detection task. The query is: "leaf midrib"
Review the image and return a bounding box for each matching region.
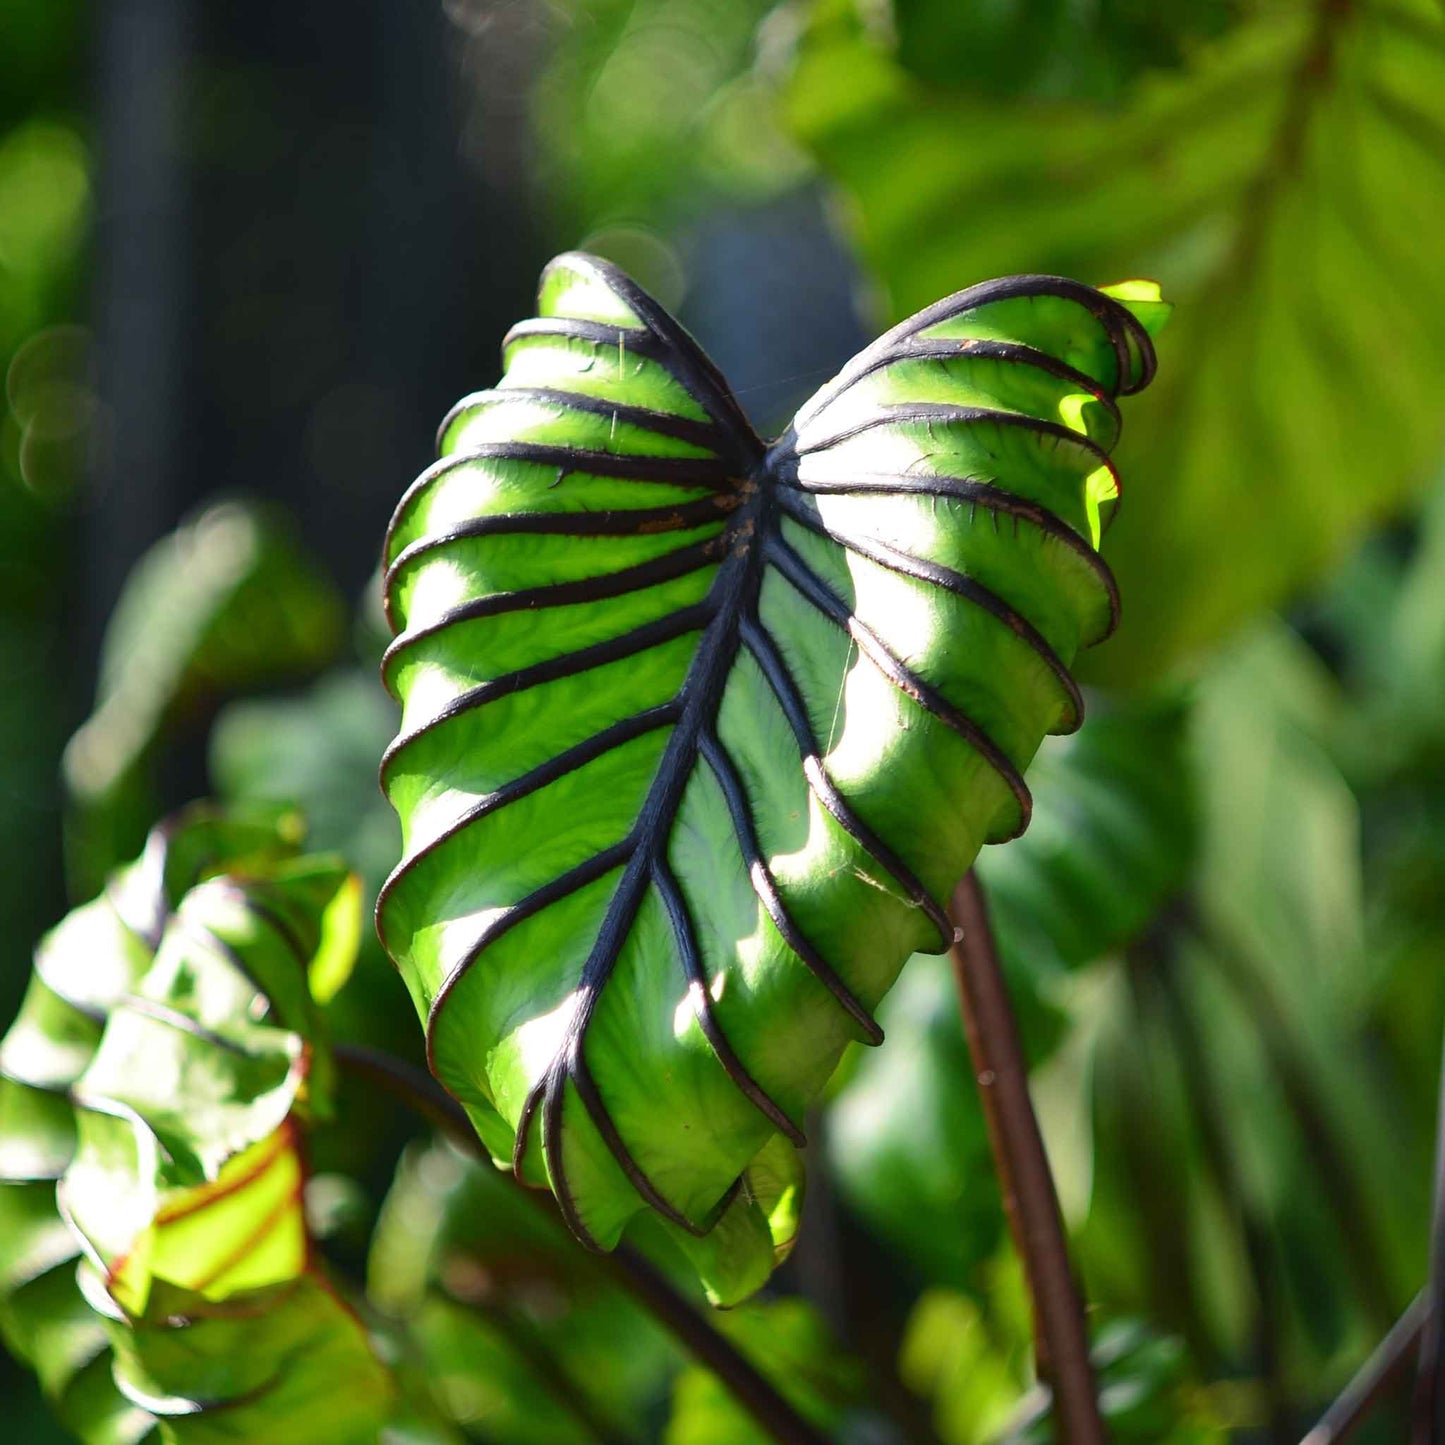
[513,480,770,1244]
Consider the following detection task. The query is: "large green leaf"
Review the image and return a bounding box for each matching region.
[781,0,1445,684]
[377,250,1161,1296]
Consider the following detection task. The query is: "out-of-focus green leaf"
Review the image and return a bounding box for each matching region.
[0,805,457,1443]
[534,0,807,236]
[901,1273,1228,1445]
[370,1140,613,1316]
[0,0,82,129]
[1189,625,1419,1330]
[0,807,301,1443]
[64,500,344,895]
[887,0,1238,102]
[830,699,1193,1285]
[59,856,361,1314]
[1081,622,1421,1400]
[1007,1321,1229,1444]
[1310,477,1445,1165]
[664,1297,866,1445]
[1192,622,1359,1011]
[1322,478,1445,767]
[400,1298,621,1445]
[782,0,1445,684]
[980,694,1195,989]
[59,848,454,1443]
[210,669,400,895]
[370,1137,675,1442]
[905,1283,1022,1444]
[0,120,88,352]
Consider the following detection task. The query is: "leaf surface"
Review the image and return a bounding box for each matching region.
[0,807,302,1443]
[0,808,452,1443]
[378,252,1159,1288]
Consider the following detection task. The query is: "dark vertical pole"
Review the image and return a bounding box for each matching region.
[90,0,192,662]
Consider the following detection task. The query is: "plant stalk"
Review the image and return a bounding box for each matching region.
[1414,1028,1445,1444]
[334,1043,830,1445]
[947,872,1104,1444]
[1303,1291,1426,1445]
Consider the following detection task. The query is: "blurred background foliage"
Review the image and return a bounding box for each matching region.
[2,0,1444,1439]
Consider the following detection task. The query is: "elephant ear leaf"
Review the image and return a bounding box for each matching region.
[377,252,1161,1292]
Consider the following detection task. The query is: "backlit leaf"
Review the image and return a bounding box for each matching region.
[377,251,1160,1297]
[0,806,445,1443]
[0,806,302,1443]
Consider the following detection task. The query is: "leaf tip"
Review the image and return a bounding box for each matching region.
[1099,278,1172,340]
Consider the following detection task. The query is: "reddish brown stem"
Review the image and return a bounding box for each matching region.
[948,872,1104,1445]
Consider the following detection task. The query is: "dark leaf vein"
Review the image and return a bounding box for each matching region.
[763,534,1033,837]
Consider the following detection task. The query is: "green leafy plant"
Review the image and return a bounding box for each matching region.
[8,3,1445,1435]
[0,806,449,1443]
[0,807,300,1441]
[375,252,1163,1307]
